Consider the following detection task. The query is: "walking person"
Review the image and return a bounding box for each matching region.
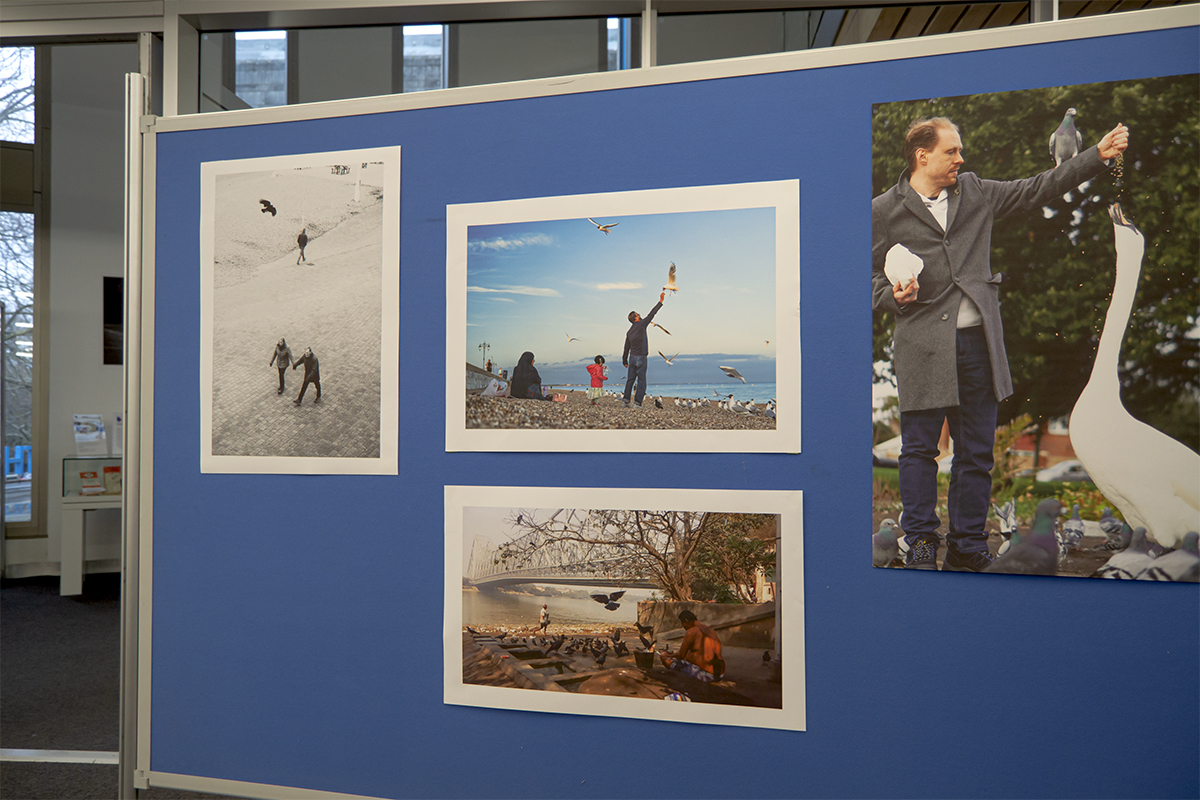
[292,347,321,406]
[539,604,550,635]
[622,292,665,408]
[296,227,308,264]
[269,337,292,394]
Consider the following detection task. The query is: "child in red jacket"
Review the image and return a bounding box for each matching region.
[586,356,608,405]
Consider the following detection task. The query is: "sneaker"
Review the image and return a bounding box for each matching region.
[622,399,630,407]
[633,403,642,408]
[942,549,995,572]
[904,536,939,570]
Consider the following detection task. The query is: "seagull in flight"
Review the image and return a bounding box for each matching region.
[719,365,747,383]
[259,199,277,216]
[565,333,579,342]
[587,218,619,235]
[649,321,671,335]
[658,351,679,365]
[663,262,678,294]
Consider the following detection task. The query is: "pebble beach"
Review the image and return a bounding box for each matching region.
[467,390,776,430]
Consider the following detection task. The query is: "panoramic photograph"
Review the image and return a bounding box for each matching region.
[444,486,805,730]
[199,147,400,475]
[445,181,800,453]
[870,75,1199,580]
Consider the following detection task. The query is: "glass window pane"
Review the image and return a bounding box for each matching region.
[0,47,35,144]
[403,25,445,93]
[235,31,288,108]
[2,211,34,522]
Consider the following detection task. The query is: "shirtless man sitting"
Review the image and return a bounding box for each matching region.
[658,609,725,682]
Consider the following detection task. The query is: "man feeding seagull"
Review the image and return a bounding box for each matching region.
[622,291,666,408]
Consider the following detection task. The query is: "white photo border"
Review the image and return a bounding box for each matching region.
[446,180,800,453]
[444,485,806,732]
[199,147,400,475]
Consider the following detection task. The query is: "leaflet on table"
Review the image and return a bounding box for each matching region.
[72,414,108,456]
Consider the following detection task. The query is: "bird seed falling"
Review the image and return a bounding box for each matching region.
[1114,152,1124,193]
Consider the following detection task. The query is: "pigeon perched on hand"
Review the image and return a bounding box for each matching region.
[986,498,1062,575]
[1049,108,1083,166]
[872,518,902,568]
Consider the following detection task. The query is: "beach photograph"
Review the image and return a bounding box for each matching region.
[199,147,400,475]
[445,181,800,453]
[871,76,1199,579]
[444,486,805,731]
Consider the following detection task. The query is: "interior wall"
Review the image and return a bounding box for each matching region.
[294,27,396,104]
[448,18,607,87]
[43,42,137,567]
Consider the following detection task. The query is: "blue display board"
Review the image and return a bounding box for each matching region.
[143,15,1198,799]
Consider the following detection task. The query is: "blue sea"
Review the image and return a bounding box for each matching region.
[637,382,777,404]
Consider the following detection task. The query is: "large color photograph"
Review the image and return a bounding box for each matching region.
[199,147,400,475]
[444,486,805,731]
[871,75,1199,579]
[446,181,800,453]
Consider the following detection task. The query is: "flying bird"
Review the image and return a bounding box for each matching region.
[663,262,678,294]
[587,217,618,234]
[1048,108,1083,166]
[872,518,902,568]
[986,498,1062,575]
[719,365,747,383]
[1069,204,1200,550]
[658,351,679,365]
[590,591,626,606]
[259,198,277,216]
[565,333,579,342]
[650,321,672,335]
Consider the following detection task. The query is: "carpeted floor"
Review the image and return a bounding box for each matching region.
[1,573,238,800]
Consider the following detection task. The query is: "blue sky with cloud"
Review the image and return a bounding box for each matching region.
[466,207,777,384]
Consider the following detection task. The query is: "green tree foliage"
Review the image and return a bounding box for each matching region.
[872,76,1199,451]
[690,513,776,603]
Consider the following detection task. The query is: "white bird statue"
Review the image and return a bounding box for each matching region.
[1068,203,1200,549]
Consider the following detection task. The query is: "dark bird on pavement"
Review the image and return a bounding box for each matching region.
[259,198,277,216]
[985,498,1062,575]
[1049,108,1083,166]
[611,629,622,644]
[1092,527,1157,579]
[763,650,772,666]
[595,652,608,666]
[872,518,902,568]
[614,641,630,657]
[635,621,654,636]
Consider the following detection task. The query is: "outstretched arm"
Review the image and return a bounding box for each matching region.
[1096,123,1129,161]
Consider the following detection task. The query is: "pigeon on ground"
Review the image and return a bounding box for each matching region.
[663,262,678,293]
[587,217,618,234]
[595,652,608,666]
[762,651,772,667]
[872,518,902,568]
[1092,527,1157,579]
[993,499,1018,555]
[986,498,1062,575]
[654,397,664,409]
[719,365,747,383]
[611,629,622,644]
[1095,520,1134,552]
[259,198,277,216]
[1062,504,1086,551]
[1137,532,1200,582]
[614,641,630,657]
[1049,108,1083,166]
[1097,507,1124,548]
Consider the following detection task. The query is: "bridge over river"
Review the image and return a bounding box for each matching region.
[465,532,658,591]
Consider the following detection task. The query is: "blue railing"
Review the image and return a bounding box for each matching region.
[5,445,32,478]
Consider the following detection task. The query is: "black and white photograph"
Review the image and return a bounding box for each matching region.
[445,181,800,454]
[199,147,400,474]
[871,77,1199,579]
[444,485,805,731]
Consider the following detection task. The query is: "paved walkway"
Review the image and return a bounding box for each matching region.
[210,202,384,459]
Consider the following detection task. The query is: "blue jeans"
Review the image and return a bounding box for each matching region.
[623,354,648,405]
[898,326,997,555]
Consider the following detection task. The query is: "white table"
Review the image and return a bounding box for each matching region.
[60,494,121,596]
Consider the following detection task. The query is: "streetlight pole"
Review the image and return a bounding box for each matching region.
[478,341,490,368]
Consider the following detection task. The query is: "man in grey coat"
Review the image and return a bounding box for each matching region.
[872,115,1128,571]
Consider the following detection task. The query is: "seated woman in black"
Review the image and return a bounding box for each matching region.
[510,352,564,401]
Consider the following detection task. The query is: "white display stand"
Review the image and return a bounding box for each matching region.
[59,495,121,596]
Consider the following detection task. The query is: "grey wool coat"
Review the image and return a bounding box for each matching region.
[872,145,1108,413]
